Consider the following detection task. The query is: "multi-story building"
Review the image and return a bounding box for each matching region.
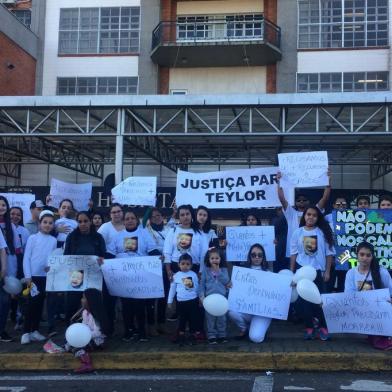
[0,0,391,196]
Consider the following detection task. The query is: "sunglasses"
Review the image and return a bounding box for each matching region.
[251,252,263,258]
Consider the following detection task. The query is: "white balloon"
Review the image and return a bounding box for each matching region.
[296,279,322,304]
[293,265,317,283]
[278,269,293,277]
[65,323,92,348]
[290,287,299,303]
[249,316,272,343]
[3,276,23,295]
[203,294,229,317]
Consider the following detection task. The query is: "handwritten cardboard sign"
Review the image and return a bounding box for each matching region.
[111,177,157,206]
[322,289,392,336]
[46,255,102,292]
[278,151,329,188]
[228,266,291,320]
[49,178,92,211]
[176,167,294,209]
[0,193,35,223]
[226,226,276,262]
[101,256,164,299]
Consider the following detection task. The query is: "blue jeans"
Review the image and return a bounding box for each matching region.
[0,286,10,333]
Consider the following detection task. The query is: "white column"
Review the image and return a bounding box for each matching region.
[115,109,124,185]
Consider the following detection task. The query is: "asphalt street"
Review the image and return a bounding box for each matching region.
[0,372,391,392]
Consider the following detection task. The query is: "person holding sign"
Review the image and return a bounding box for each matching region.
[98,203,125,248]
[21,210,57,344]
[229,244,272,342]
[107,209,151,342]
[379,195,392,209]
[290,206,335,341]
[143,207,176,335]
[344,241,392,350]
[55,199,77,248]
[63,212,106,330]
[276,172,331,269]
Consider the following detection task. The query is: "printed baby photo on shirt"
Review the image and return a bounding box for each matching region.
[69,270,84,290]
[303,235,318,256]
[124,237,138,252]
[177,233,193,252]
[182,276,194,289]
[357,279,373,291]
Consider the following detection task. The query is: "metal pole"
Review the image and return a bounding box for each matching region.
[115,109,124,185]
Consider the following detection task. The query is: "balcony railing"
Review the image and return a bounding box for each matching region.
[152,16,281,51]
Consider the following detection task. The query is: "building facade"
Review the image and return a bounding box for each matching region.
[0,0,391,192]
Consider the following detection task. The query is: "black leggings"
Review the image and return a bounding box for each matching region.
[24,277,46,333]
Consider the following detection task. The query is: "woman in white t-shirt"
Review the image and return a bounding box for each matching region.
[290,206,335,341]
[164,204,208,280]
[97,203,124,248]
[345,241,392,351]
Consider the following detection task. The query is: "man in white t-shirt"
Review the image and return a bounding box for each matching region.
[276,171,331,261]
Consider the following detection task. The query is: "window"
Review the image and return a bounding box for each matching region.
[177,14,263,41]
[298,0,388,48]
[297,71,389,92]
[59,7,140,54]
[57,77,138,95]
[12,10,31,29]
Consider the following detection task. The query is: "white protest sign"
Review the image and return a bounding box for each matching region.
[0,193,35,223]
[101,256,164,299]
[228,266,291,320]
[111,177,157,206]
[278,151,329,188]
[46,255,102,292]
[321,289,392,336]
[176,167,294,209]
[226,226,275,262]
[49,178,92,211]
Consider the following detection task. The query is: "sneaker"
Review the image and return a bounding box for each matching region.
[30,330,46,342]
[20,333,31,345]
[0,332,13,342]
[217,337,228,344]
[138,336,149,342]
[318,327,330,341]
[208,338,218,345]
[304,328,315,340]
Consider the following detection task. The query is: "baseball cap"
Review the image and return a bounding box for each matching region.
[30,200,44,209]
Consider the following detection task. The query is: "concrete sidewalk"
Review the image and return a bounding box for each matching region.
[0,321,391,372]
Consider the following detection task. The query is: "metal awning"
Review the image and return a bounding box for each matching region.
[0,92,391,183]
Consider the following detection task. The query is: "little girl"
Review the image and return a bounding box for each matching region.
[345,241,392,351]
[167,253,200,345]
[66,288,109,373]
[21,210,57,344]
[290,206,335,341]
[199,248,230,344]
[229,243,272,343]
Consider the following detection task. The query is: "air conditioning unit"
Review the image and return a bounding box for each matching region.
[0,0,17,4]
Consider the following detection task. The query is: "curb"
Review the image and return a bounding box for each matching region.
[0,351,391,372]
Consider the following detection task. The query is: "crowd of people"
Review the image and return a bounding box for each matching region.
[0,176,391,372]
